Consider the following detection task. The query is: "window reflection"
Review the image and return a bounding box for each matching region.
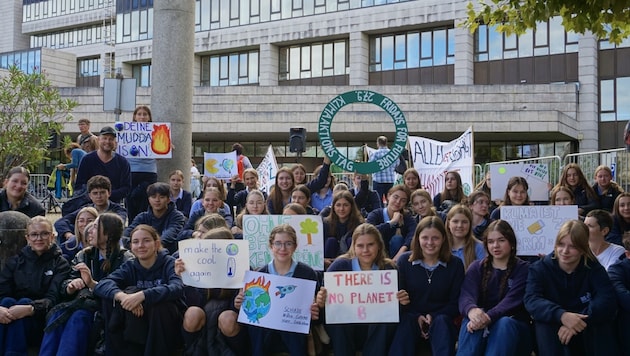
[132,62,152,87]
[370,27,455,71]
[200,50,259,86]
[279,39,349,80]
[599,77,630,122]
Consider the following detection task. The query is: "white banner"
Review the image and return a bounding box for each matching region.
[501,205,578,256]
[204,151,238,180]
[243,215,325,271]
[256,145,279,194]
[237,271,316,334]
[409,127,474,198]
[324,270,399,324]
[178,239,249,289]
[114,122,172,158]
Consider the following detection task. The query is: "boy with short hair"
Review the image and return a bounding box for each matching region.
[55,175,127,242]
[124,182,186,254]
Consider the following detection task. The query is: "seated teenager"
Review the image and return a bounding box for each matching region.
[584,209,625,271]
[59,206,98,262]
[323,190,364,267]
[40,213,134,356]
[466,190,493,240]
[189,177,232,218]
[228,168,267,214]
[124,182,186,254]
[351,173,381,218]
[456,220,531,356]
[0,216,70,354]
[179,187,234,243]
[55,175,128,245]
[168,169,193,219]
[94,225,185,356]
[524,220,619,355]
[231,190,268,239]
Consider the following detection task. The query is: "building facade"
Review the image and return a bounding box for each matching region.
[3,0,629,170]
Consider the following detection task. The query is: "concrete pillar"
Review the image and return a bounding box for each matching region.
[349,31,369,85]
[259,43,279,86]
[454,20,474,85]
[151,0,195,185]
[577,33,598,152]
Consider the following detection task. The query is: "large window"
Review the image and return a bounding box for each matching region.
[132,62,151,87]
[116,5,153,43]
[279,39,349,83]
[0,49,41,74]
[370,28,455,71]
[599,78,630,122]
[200,50,259,86]
[77,57,100,87]
[30,24,106,50]
[474,17,579,61]
[23,0,112,22]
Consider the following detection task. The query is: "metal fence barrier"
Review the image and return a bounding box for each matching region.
[564,148,630,191]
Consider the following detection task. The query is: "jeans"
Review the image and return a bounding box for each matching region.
[456,316,531,356]
[40,309,94,356]
[0,297,40,356]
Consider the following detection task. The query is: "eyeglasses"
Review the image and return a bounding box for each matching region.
[27,231,52,240]
[272,241,296,249]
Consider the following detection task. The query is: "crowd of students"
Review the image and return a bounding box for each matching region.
[2,138,630,355]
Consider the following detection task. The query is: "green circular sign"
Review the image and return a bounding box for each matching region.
[318,90,408,174]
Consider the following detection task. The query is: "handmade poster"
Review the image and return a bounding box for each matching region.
[114,121,172,158]
[501,205,578,256]
[204,151,238,179]
[178,239,249,289]
[323,270,399,324]
[243,215,324,271]
[489,163,550,201]
[409,127,474,198]
[237,270,316,334]
[256,145,278,194]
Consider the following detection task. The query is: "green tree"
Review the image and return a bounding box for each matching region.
[0,66,77,180]
[464,0,630,44]
[300,218,319,245]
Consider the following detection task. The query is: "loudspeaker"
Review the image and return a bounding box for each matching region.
[289,127,307,153]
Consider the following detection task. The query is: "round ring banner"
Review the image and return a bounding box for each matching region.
[318,90,408,174]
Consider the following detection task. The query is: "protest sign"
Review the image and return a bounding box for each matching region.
[256,145,278,194]
[204,151,238,179]
[409,128,474,198]
[324,270,399,324]
[178,239,249,289]
[489,163,550,201]
[243,215,324,271]
[114,121,172,158]
[237,271,316,334]
[501,205,578,256]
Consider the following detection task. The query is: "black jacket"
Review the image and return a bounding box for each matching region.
[0,190,45,218]
[0,244,71,318]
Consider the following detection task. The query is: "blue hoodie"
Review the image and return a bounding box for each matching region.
[94,249,184,306]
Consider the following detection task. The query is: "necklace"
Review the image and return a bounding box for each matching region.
[425,268,435,284]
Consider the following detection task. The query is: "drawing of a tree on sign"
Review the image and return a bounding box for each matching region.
[300,218,318,245]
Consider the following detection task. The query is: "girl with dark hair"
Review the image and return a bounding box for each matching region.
[0,216,70,354]
[317,223,407,356]
[555,163,600,216]
[267,167,295,214]
[40,213,134,356]
[94,224,185,356]
[0,166,45,217]
[446,205,485,270]
[291,156,332,194]
[323,190,364,266]
[490,176,530,220]
[592,165,623,212]
[467,190,493,240]
[127,106,159,223]
[367,184,417,261]
[456,220,531,356]
[291,184,318,215]
[389,216,464,356]
[433,171,467,214]
[310,164,335,212]
[607,192,630,246]
[524,220,619,355]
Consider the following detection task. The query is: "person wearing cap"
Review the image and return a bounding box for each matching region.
[73,126,131,205]
[76,119,95,151]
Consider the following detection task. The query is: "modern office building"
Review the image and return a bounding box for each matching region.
[2,0,628,170]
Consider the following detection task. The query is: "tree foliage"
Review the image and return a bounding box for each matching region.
[464,0,630,44]
[0,66,78,180]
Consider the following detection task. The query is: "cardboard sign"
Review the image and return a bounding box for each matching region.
[489,163,550,201]
[324,270,399,324]
[114,121,172,158]
[243,215,325,271]
[178,239,249,289]
[409,127,475,198]
[501,205,578,256]
[204,151,238,179]
[237,270,316,334]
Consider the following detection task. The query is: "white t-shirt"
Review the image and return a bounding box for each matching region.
[596,243,625,270]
